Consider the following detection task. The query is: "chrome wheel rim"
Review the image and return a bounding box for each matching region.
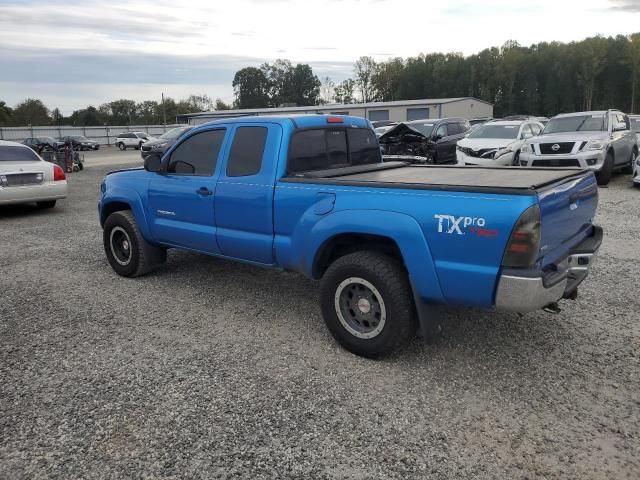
[110,226,132,266]
[334,277,386,339]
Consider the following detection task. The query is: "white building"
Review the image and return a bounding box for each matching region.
[178,97,493,125]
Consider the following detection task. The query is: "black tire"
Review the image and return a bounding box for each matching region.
[320,251,417,358]
[118,142,126,151]
[512,150,520,166]
[621,149,636,175]
[103,210,166,277]
[36,200,56,209]
[595,151,614,186]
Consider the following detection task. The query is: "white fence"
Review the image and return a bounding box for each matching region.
[0,124,184,146]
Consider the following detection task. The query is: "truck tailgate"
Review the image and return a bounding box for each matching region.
[537,172,598,266]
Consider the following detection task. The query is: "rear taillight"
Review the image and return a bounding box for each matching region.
[327,116,344,123]
[502,205,541,268]
[53,164,66,181]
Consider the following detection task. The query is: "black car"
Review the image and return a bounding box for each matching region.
[23,136,63,153]
[57,135,100,151]
[378,117,470,164]
[140,126,193,159]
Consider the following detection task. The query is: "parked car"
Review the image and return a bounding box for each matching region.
[23,136,63,153]
[469,117,493,125]
[378,118,470,164]
[115,132,154,150]
[633,154,640,187]
[0,140,67,208]
[374,123,398,138]
[99,115,602,358]
[456,119,544,166]
[57,135,100,151]
[140,126,193,159]
[519,110,637,185]
[370,120,396,129]
[629,114,640,146]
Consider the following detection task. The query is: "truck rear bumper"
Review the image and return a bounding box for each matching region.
[495,226,603,313]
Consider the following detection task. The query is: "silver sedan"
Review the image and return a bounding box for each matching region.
[0,140,68,208]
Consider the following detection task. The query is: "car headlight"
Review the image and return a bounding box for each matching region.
[494,145,513,158]
[152,142,168,150]
[583,140,605,151]
[521,143,532,154]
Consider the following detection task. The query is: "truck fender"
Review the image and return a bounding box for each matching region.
[100,187,153,241]
[299,209,445,304]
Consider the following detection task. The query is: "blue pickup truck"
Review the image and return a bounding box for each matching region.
[98,115,602,357]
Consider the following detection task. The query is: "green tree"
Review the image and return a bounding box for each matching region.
[334,79,356,104]
[11,98,50,126]
[354,56,378,102]
[626,33,640,112]
[232,67,270,108]
[186,94,214,112]
[0,101,13,126]
[215,98,232,110]
[319,76,335,104]
[109,99,137,125]
[288,64,321,106]
[372,58,404,101]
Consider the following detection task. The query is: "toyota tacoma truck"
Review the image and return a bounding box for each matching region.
[98,115,602,358]
[519,110,637,186]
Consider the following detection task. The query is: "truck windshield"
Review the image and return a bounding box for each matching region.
[0,146,40,161]
[543,115,606,134]
[467,124,519,139]
[407,122,435,137]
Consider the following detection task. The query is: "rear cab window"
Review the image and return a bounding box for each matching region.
[227,127,269,177]
[287,127,381,175]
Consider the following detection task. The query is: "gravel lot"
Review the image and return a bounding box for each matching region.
[1,150,639,479]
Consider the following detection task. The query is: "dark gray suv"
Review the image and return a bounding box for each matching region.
[140,126,193,159]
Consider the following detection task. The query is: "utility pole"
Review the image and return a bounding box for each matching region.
[161,92,167,126]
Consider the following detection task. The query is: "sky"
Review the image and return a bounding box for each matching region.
[1,0,640,114]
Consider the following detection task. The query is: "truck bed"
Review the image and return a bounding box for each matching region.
[282,163,589,195]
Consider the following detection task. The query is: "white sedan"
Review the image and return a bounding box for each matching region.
[0,140,67,208]
[456,120,544,166]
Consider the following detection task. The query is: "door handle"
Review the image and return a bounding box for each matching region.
[196,186,213,196]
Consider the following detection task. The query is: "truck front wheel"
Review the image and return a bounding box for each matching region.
[103,210,166,277]
[320,251,417,358]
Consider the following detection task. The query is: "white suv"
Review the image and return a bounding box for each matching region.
[115,132,155,151]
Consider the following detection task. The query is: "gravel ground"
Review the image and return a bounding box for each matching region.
[1,152,639,479]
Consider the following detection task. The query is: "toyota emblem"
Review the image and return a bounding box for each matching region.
[551,144,560,151]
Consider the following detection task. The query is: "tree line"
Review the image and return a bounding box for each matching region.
[0,95,231,128]
[233,34,640,117]
[3,33,640,127]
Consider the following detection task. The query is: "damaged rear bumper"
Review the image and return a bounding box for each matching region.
[495,226,603,313]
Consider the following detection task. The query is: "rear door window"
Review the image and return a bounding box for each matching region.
[167,129,225,176]
[447,123,461,135]
[226,126,268,177]
[435,124,448,138]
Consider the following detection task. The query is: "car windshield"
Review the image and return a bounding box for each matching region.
[543,115,606,134]
[408,122,435,136]
[630,118,640,133]
[0,146,40,161]
[467,124,520,139]
[160,127,190,140]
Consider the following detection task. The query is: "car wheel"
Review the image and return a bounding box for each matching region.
[36,200,56,209]
[103,210,166,277]
[118,142,126,151]
[320,251,417,358]
[595,151,614,186]
[622,149,636,175]
[512,151,520,166]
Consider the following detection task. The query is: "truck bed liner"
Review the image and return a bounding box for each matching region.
[282,165,589,195]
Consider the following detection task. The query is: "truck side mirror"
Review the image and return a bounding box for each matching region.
[144,154,162,173]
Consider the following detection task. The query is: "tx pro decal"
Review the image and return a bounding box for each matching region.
[434,214,498,238]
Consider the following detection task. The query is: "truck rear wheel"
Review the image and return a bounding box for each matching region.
[103,210,166,277]
[320,251,417,358]
[595,151,614,186]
